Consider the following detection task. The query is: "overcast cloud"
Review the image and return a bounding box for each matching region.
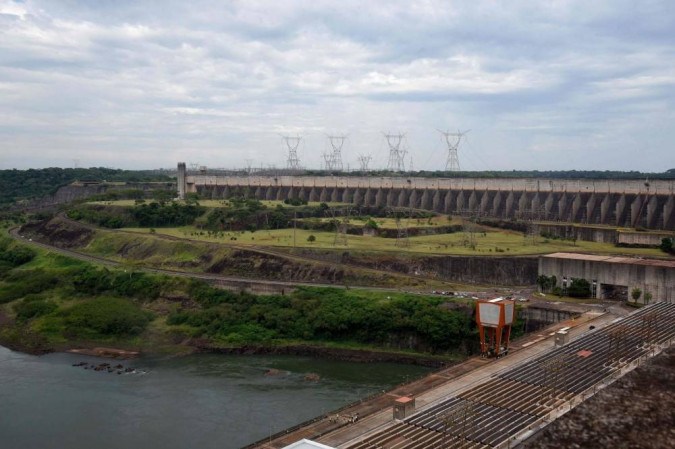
[1,0,674,171]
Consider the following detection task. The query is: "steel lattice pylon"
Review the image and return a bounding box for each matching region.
[439,129,469,172]
[282,135,302,170]
[384,133,406,171]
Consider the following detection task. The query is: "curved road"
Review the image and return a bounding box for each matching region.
[54,211,457,288]
[9,224,447,294]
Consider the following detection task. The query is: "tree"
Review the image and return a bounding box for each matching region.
[644,291,652,305]
[536,275,556,293]
[184,192,201,205]
[631,287,642,303]
[568,278,591,298]
[152,189,174,205]
[364,218,379,230]
[307,235,316,243]
[660,237,674,254]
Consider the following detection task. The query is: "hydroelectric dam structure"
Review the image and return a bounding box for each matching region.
[177,163,675,231]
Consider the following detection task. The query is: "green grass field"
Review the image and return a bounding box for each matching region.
[80,200,671,258]
[302,215,457,229]
[121,225,667,257]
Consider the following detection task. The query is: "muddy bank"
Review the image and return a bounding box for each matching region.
[67,347,139,359]
[521,346,675,449]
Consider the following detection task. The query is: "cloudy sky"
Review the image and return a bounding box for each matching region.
[1,0,674,171]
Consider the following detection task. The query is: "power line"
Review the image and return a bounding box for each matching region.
[384,132,407,171]
[281,135,302,170]
[438,129,469,171]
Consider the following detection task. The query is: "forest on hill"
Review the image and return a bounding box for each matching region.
[0,167,171,207]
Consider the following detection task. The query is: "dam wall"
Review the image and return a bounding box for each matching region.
[181,171,675,230]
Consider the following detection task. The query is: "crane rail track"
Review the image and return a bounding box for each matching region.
[345,302,675,449]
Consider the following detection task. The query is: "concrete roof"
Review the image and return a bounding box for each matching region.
[282,439,336,449]
[543,253,675,269]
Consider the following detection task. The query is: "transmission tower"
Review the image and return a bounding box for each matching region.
[323,135,346,171]
[357,154,372,171]
[282,135,302,170]
[325,207,350,246]
[387,207,410,247]
[457,208,480,249]
[384,133,407,171]
[439,129,469,172]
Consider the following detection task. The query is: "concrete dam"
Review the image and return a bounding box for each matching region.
[178,165,675,231]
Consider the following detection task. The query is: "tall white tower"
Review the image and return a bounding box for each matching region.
[357,154,372,171]
[323,135,346,171]
[384,133,407,171]
[282,135,302,170]
[440,129,469,172]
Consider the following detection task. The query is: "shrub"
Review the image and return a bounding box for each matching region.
[568,278,591,298]
[0,245,36,267]
[364,218,379,230]
[283,198,307,206]
[644,291,653,304]
[14,299,58,322]
[0,270,60,304]
[63,297,153,336]
[0,260,14,278]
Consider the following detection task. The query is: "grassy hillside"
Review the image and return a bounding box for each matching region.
[71,199,668,258]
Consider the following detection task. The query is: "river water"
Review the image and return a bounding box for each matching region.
[0,346,430,449]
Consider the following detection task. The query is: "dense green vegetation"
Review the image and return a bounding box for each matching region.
[168,286,478,353]
[204,198,285,231]
[536,274,591,298]
[0,167,171,207]
[0,235,487,356]
[61,298,154,338]
[661,237,674,255]
[536,275,558,293]
[0,237,161,344]
[567,278,592,298]
[0,236,36,273]
[67,202,205,228]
